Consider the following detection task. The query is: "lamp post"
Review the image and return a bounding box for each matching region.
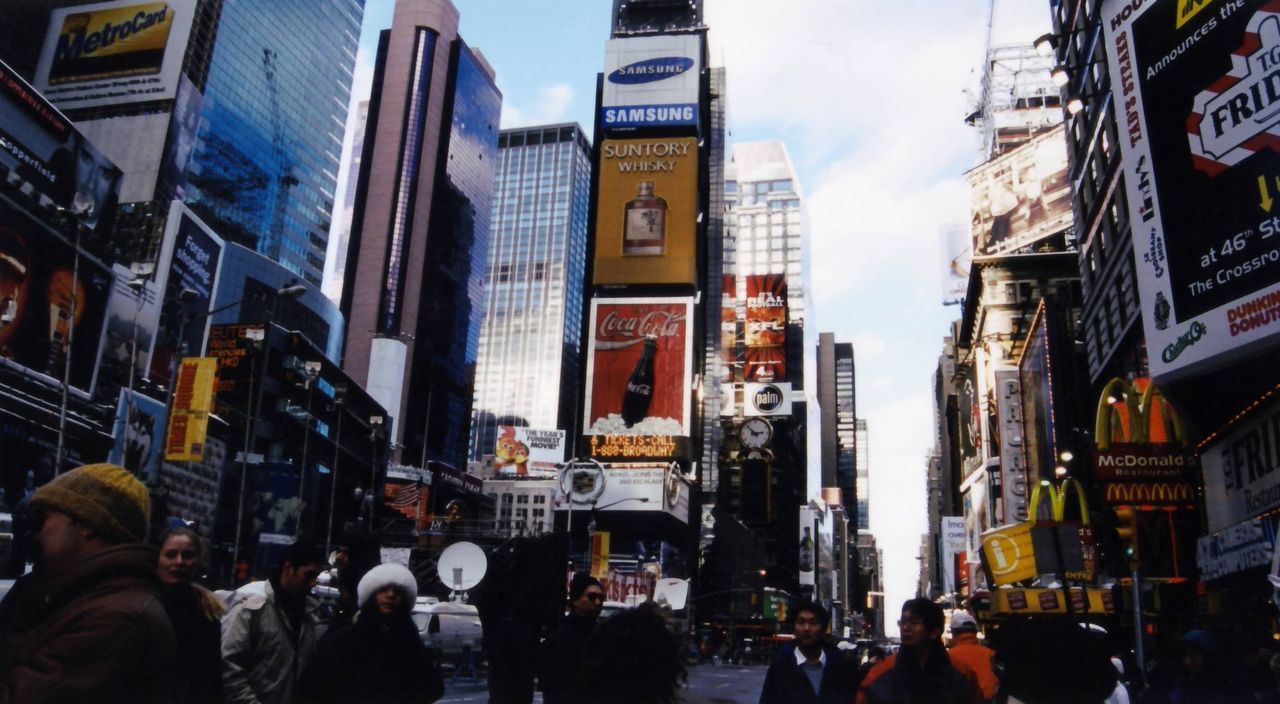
[367,415,385,529]
[294,360,321,540]
[324,383,347,558]
[52,195,92,475]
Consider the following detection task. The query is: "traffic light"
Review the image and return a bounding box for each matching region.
[1114,506,1140,564]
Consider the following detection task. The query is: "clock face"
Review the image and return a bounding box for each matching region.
[739,418,772,449]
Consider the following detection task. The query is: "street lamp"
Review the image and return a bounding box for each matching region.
[323,383,347,558]
[367,415,385,528]
[293,360,321,540]
[52,195,91,474]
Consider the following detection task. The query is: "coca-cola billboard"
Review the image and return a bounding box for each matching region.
[584,297,694,437]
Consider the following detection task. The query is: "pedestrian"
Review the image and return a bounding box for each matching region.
[1140,629,1249,704]
[575,602,686,704]
[946,611,998,703]
[988,618,1117,704]
[221,541,327,704]
[539,572,604,704]
[0,462,176,702]
[758,601,858,704]
[157,526,225,704]
[299,562,443,704]
[857,645,887,685]
[858,598,970,704]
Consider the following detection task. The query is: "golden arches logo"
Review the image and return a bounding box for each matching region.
[1104,482,1194,503]
[1095,377,1188,450]
[1029,477,1091,523]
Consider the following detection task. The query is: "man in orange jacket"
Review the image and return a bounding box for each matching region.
[946,612,998,704]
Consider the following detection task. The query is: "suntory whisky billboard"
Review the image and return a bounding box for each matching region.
[593,137,699,286]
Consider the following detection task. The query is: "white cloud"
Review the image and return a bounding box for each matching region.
[500,82,575,129]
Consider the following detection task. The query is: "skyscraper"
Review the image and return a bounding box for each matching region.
[816,332,856,510]
[340,0,501,469]
[854,418,869,530]
[468,124,592,460]
[324,100,370,303]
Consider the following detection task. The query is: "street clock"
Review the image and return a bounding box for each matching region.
[738,417,772,449]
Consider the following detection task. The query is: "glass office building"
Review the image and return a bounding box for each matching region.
[184,0,363,287]
[468,124,592,461]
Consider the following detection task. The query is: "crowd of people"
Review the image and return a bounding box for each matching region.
[1,462,1276,704]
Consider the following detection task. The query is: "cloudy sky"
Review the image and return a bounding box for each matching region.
[335,0,1053,633]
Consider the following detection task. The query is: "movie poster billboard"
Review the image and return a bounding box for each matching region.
[965,124,1072,257]
[109,388,165,478]
[1018,305,1056,481]
[583,297,694,437]
[0,200,112,393]
[160,73,203,200]
[956,364,980,463]
[149,202,224,387]
[593,137,698,286]
[491,426,565,478]
[34,0,197,111]
[1102,0,1280,377]
[720,274,736,383]
[744,274,787,384]
[99,263,161,390]
[600,35,701,130]
[0,60,122,242]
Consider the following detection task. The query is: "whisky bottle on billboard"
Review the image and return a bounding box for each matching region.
[798,527,814,572]
[623,181,666,255]
[621,335,657,427]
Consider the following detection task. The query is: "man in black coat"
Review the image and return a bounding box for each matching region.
[759,601,858,704]
[539,572,605,704]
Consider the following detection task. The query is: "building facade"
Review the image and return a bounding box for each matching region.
[468,124,592,461]
[340,0,501,470]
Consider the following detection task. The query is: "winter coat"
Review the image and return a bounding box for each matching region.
[539,613,598,704]
[299,609,443,704]
[858,643,972,704]
[164,583,226,704]
[758,643,859,704]
[221,580,323,704]
[0,544,176,703]
[947,632,998,703]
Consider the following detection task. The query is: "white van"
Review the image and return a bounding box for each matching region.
[411,601,482,656]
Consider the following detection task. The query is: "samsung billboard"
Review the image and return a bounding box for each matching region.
[601,35,701,130]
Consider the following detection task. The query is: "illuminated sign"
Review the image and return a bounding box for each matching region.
[585,434,689,461]
[600,35,700,129]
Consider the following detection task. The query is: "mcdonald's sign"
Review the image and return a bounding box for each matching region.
[1094,377,1188,450]
[1103,482,1197,505]
[1028,478,1097,582]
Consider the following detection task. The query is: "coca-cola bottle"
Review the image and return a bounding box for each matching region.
[621,335,657,427]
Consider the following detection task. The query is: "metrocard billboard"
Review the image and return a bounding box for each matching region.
[1101,0,1280,378]
[601,35,701,130]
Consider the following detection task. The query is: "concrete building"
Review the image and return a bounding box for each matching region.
[339,0,501,470]
[468,124,592,461]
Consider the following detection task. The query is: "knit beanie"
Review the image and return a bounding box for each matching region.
[568,571,602,601]
[356,563,418,608]
[30,463,150,544]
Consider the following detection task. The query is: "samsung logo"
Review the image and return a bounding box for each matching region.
[608,57,694,84]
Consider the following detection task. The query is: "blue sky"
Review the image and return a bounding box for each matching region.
[337,0,1053,634]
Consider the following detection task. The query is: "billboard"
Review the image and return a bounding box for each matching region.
[583,297,694,437]
[108,387,165,478]
[744,274,787,345]
[0,199,113,393]
[720,274,736,383]
[1102,0,1280,377]
[1201,395,1280,533]
[743,381,794,417]
[554,461,691,523]
[385,465,431,532]
[941,516,967,595]
[798,506,817,586]
[965,124,1073,257]
[159,73,203,200]
[593,138,698,286]
[164,356,216,461]
[601,35,701,130]
[0,60,122,241]
[149,202,224,387]
[34,0,197,111]
[99,263,161,391]
[1018,305,1056,481]
[492,426,565,478]
[994,370,1029,524]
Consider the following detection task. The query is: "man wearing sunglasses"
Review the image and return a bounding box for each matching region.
[858,598,971,704]
[539,572,605,704]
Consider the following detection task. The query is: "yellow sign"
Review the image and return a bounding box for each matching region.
[50,3,175,84]
[990,587,1114,615]
[593,138,698,286]
[1095,377,1187,450]
[164,357,217,461]
[590,531,611,580]
[1175,0,1215,30]
[980,522,1038,585]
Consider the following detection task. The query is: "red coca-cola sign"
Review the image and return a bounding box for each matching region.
[585,298,693,436]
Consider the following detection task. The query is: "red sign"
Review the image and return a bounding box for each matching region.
[1092,444,1199,482]
[744,347,786,383]
[584,298,693,436]
[744,275,787,348]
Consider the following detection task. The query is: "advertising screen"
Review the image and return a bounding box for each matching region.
[149,202,224,387]
[34,0,197,111]
[108,387,165,478]
[593,137,699,286]
[965,124,1072,258]
[583,297,694,437]
[601,35,701,130]
[164,356,216,461]
[0,61,122,242]
[1018,307,1055,481]
[0,199,112,393]
[99,263,160,392]
[492,426,565,478]
[554,461,690,523]
[385,465,430,532]
[160,73,203,200]
[1102,0,1280,376]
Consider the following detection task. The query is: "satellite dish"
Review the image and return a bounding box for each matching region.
[437,542,488,594]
